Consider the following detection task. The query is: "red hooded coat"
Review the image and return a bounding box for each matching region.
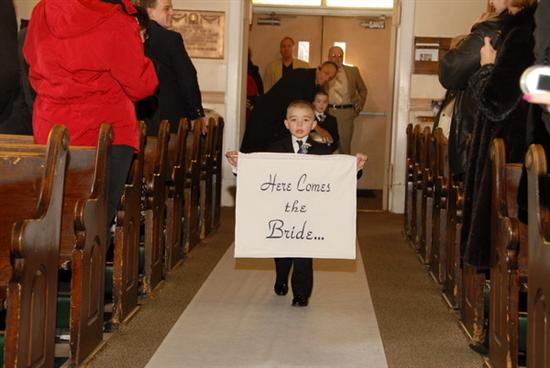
[24,0,158,150]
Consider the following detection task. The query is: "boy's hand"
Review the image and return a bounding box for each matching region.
[356,153,368,170]
[225,151,239,167]
[314,125,334,144]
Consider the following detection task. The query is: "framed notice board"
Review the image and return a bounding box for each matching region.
[414,37,452,75]
[172,10,225,59]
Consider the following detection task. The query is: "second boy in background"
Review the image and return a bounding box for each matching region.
[312,90,339,153]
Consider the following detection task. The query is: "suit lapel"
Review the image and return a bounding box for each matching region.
[283,136,294,153]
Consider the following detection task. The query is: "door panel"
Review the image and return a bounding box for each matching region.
[249,14,392,194]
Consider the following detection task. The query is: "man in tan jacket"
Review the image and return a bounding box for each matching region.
[327,46,367,154]
[263,36,309,92]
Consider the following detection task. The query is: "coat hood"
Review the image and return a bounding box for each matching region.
[42,0,119,38]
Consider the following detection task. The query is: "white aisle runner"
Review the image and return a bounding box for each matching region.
[146,244,388,368]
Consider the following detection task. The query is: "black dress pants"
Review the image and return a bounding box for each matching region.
[274,257,313,297]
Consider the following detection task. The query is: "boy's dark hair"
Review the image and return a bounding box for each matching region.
[286,100,315,116]
[138,0,158,9]
[314,90,329,98]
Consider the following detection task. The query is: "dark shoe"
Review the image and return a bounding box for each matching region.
[291,295,309,307]
[274,282,288,296]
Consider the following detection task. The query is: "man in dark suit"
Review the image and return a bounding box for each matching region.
[0,0,19,125]
[240,61,338,153]
[140,0,204,135]
[227,101,367,307]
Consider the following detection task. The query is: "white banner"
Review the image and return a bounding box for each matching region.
[235,153,357,259]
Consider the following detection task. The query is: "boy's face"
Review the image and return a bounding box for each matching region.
[313,94,328,113]
[284,106,317,139]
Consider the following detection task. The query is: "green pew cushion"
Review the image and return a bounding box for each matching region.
[519,312,527,353]
[105,264,113,300]
[56,294,71,330]
[0,333,4,366]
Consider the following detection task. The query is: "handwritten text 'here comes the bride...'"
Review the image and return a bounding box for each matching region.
[234,153,357,259]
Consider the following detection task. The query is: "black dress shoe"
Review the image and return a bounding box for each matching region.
[291,295,309,307]
[274,282,288,296]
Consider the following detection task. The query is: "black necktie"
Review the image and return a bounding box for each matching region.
[297,140,307,154]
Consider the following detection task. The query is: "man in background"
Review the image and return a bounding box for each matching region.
[241,61,338,153]
[327,46,367,154]
[263,36,309,92]
[140,0,205,135]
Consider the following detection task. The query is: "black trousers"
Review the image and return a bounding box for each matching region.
[274,257,313,297]
[107,145,134,227]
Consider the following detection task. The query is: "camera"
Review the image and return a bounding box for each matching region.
[520,65,550,94]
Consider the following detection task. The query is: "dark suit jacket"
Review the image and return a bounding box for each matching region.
[266,135,362,178]
[241,68,320,153]
[142,20,203,134]
[267,136,333,155]
[316,113,339,152]
[0,0,19,125]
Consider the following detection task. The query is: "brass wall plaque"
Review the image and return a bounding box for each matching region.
[172,10,225,60]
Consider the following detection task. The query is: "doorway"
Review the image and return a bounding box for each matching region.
[248,12,393,210]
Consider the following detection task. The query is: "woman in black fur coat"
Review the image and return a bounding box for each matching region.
[461,0,537,271]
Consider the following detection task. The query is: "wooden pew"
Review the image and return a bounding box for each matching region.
[111,122,146,325]
[526,143,550,368]
[199,117,216,239]
[420,126,436,264]
[430,129,451,287]
[442,177,463,307]
[404,123,414,238]
[0,125,112,365]
[414,126,430,252]
[461,263,486,346]
[487,138,527,368]
[408,124,421,245]
[0,126,68,368]
[165,119,189,271]
[142,121,170,292]
[211,117,224,231]
[184,120,202,252]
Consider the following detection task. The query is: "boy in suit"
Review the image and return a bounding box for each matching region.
[312,90,339,153]
[227,100,367,307]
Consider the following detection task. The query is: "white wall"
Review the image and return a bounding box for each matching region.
[172,0,248,207]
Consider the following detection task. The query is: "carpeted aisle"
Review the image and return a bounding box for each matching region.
[145,244,388,368]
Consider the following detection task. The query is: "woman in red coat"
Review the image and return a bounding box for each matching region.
[24,0,158,226]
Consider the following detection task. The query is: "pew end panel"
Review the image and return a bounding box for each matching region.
[165,119,189,272]
[0,126,68,368]
[66,124,112,365]
[142,121,170,293]
[184,120,203,252]
[487,138,527,368]
[526,144,550,368]
[211,117,224,232]
[112,122,146,325]
[199,117,216,239]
